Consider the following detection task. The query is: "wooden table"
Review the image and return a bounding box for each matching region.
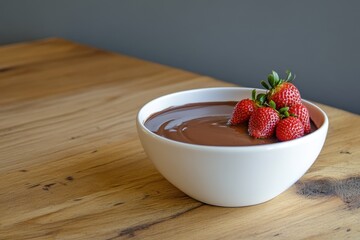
[0,38,359,240]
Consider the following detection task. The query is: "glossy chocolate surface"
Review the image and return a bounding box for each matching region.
[144,101,283,146]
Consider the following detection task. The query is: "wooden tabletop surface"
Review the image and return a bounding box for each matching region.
[0,38,359,240]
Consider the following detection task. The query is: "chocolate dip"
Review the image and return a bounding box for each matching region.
[144,101,280,146]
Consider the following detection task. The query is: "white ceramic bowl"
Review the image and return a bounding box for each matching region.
[137,87,328,207]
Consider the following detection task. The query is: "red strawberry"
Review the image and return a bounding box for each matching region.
[276,116,304,141]
[261,70,302,108]
[248,107,280,138]
[268,82,301,108]
[289,104,311,134]
[228,98,256,125]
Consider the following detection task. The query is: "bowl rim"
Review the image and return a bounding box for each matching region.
[137,87,329,152]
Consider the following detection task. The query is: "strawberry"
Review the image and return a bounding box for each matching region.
[228,89,259,125]
[228,98,256,125]
[248,106,280,138]
[261,70,302,108]
[288,104,311,134]
[276,116,304,141]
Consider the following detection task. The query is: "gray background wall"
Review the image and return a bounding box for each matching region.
[1,0,359,114]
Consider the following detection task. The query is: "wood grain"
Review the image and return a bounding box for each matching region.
[0,38,359,240]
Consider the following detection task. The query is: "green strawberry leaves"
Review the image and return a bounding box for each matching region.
[251,89,257,101]
[268,100,276,110]
[272,70,280,84]
[261,80,270,90]
[256,93,267,106]
[285,70,296,82]
[260,70,286,90]
[279,107,290,118]
[251,89,267,107]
